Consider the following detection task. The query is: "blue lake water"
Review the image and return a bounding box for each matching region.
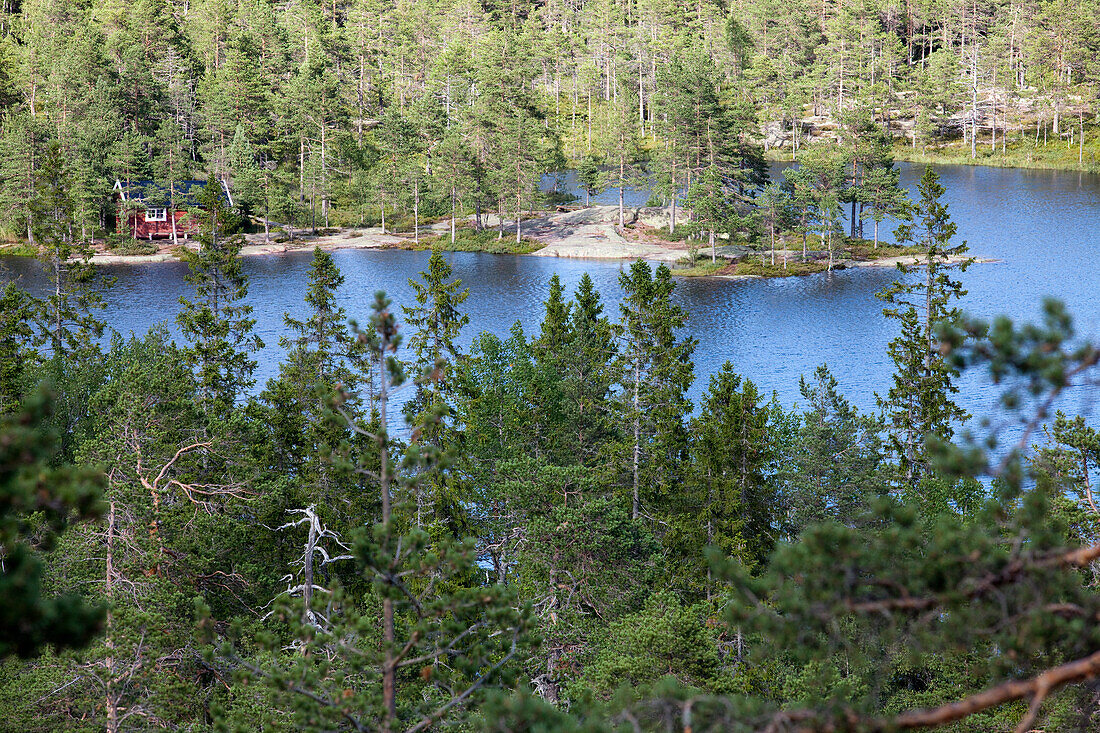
[4,162,1100,446]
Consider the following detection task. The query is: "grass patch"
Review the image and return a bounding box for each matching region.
[398,227,543,255]
[846,242,923,260]
[673,256,831,278]
[0,242,40,257]
[106,237,159,256]
[896,138,1100,173]
[768,135,1100,173]
[671,259,730,277]
[733,258,830,277]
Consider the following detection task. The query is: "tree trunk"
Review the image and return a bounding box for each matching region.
[105,500,119,733]
[970,52,978,160]
[632,359,640,520]
[668,167,677,235]
[618,156,625,228]
[377,334,397,731]
[1080,111,1085,166]
[450,184,457,245]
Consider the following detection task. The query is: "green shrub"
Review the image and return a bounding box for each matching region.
[0,242,39,257]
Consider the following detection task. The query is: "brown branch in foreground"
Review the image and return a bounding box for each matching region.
[772,648,1100,732]
[889,647,1100,730]
[846,541,1100,616]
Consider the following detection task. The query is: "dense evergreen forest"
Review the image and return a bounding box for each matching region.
[3,159,1100,731]
[1,0,1099,247]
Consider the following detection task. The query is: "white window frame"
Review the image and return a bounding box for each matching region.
[145,208,168,222]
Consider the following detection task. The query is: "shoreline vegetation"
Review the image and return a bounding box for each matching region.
[3,201,995,276]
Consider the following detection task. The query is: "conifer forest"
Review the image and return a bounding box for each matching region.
[3,0,1100,730]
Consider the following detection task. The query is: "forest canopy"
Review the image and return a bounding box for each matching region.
[1,0,1098,244]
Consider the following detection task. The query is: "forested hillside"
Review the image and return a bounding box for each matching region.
[1,0,1099,243]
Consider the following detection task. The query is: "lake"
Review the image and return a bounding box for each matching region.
[4,162,1100,444]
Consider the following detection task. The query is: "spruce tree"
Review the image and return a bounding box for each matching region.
[256,248,362,496]
[616,261,696,522]
[281,248,359,392]
[532,274,571,366]
[526,275,575,465]
[31,140,108,360]
[787,364,885,534]
[402,250,470,427]
[877,166,971,486]
[562,274,619,467]
[401,250,470,532]
[676,362,775,596]
[176,182,263,408]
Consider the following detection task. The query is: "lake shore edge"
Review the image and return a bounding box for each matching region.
[5,204,996,278]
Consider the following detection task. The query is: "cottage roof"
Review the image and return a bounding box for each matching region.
[113,179,233,208]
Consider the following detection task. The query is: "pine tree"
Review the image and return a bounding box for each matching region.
[781,164,817,260]
[0,113,38,243]
[0,284,36,414]
[0,389,104,659]
[877,167,971,486]
[796,148,847,271]
[223,292,532,733]
[43,329,218,731]
[862,163,909,248]
[685,164,731,263]
[601,80,646,229]
[754,181,790,267]
[1035,411,1100,520]
[373,108,420,235]
[432,128,474,245]
[153,120,192,246]
[576,152,605,207]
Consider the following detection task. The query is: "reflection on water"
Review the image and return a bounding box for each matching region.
[3,163,1100,437]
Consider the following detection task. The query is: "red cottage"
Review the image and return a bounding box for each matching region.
[113,179,233,241]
